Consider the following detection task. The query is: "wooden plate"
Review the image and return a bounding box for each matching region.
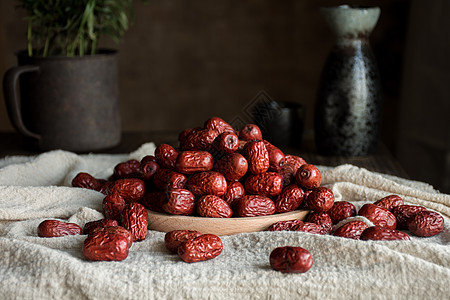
[147,209,309,236]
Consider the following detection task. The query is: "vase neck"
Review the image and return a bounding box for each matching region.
[321,6,380,40]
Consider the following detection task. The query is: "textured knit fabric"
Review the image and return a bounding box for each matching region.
[0,143,448,300]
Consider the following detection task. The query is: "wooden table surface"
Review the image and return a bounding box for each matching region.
[0,130,409,179]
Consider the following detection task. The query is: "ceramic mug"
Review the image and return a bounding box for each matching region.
[253,100,305,149]
[3,50,121,152]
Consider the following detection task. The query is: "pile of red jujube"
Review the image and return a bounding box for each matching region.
[36,117,445,273]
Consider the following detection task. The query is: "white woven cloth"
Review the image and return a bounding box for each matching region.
[0,143,448,300]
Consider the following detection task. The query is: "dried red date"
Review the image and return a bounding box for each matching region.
[242,140,269,175]
[90,226,133,249]
[295,222,325,234]
[121,202,148,242]
[263,140,285,172]
[102,193,126,221]
[333,220,369,239]
[186,171,227,197]
[306,212,333,234]
[391,205,427,229]
[267,219,304,231]
[270,246,313,273]
[328,201,356,224]
[295,164,322,190]
[274,184,305,213]
[358,204,397,230]
[165,230,202,253]
[373,195,404,211]
[360,226,410,241]
[140,160,159,181]
[155,144,179,169]
[181,128,218,151]
[107,178,145,203]
[244,172,283,197]
[306,187,335,213]
[83,219,118,235]
[204,117,235,135]
[113,159,141,179]
[175,150,214,174]
[234,195,276,217]
[153,168,187,191]
[238,124,263,141]
[38,220,82,237]
[162,188,196,215]
[213,132,239,154]
[178,127,202,147]
[214,153,248,182]
[222,181,245,206]
[83,229,129,261]
[71,172,102,192]
[407,211,444,237]
[197,195,233,218]
[279,155,307,187]
[178,234,223,263]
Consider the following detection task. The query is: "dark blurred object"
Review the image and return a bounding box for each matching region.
[315,5,382,157]
[253,100,305,149]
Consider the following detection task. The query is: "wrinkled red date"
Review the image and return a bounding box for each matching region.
[360,226,410,241]
[197,195,233,218]
[328,201,356,224]
[83,228,129,261]
[175,150,214,174]
[269,246,313,273]
[274,184,305,213]
[83,219,119,235]
[244,172,283,197]
[178,234,223,263]
[267,219,304,231]
[186,171,227,197]
[234,195,276,217]
[391,205,427,229]
[204,117,235,136]
[181,128,218,151]
[162,188,196,215]
[121,202,148,242]
[295,164,322,190]
[333,220,369,239]
[113,159,141,179]
[242,140,269,175]
[407,211,444,237]
[155,144,179,169]
[306,212,333,234]
[238,124,262,141]
[222,181,245,206]
[358,204,397,230]
[165,230,202,253]
[71,172,103,192]
[107,178,145,203]
[306,187,335,213]
[102,193,126,221]
[263,140,285,172]
[373,195,404,211]
[278,155,307,187]
[38,220,82,237]
[153,169,187,191]
[213,132,239,154]
[214,153,248,182]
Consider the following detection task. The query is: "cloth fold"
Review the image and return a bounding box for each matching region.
[0,143,448,300]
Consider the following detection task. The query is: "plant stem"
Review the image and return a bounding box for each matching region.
[27,19,32,56]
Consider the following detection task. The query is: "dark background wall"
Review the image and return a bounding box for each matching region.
[2,0,448,193]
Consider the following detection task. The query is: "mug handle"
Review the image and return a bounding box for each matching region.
[3,65,41,141]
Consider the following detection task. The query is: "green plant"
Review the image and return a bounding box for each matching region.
[19,0,137,57]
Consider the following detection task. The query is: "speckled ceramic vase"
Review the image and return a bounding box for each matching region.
[314,6,381,156]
